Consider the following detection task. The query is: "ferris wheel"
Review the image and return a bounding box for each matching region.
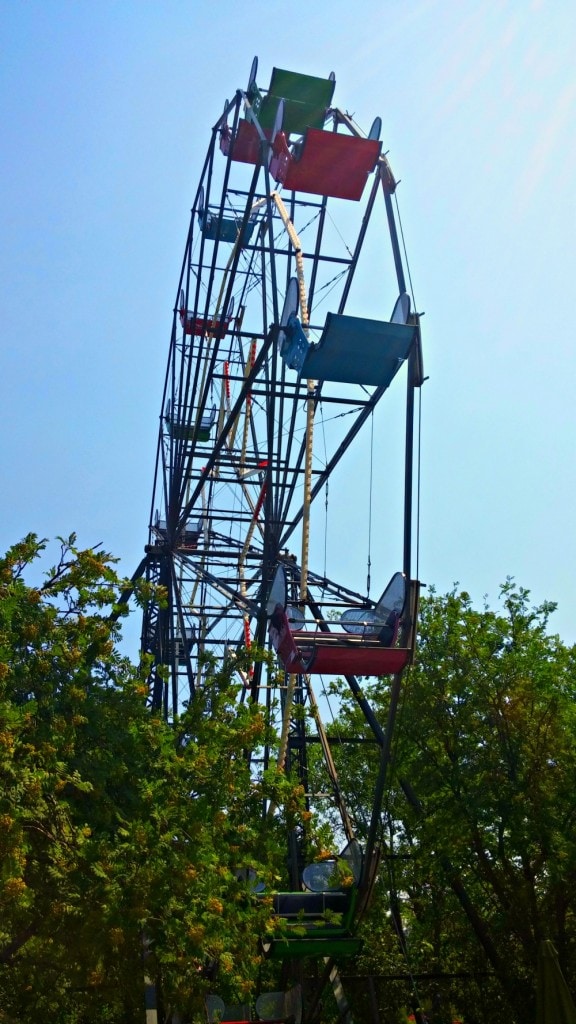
[138,57,423,1017]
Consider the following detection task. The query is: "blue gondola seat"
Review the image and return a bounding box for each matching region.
[153,512,204,548]
[173,626,196,665]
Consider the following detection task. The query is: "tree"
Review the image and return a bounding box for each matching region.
[0,534,299,1023]
[327,582,576,1024]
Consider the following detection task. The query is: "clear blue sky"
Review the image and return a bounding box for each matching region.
[2,0,575,647]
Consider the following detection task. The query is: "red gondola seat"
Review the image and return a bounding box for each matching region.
[268,568,409,676]
[205,995,251,1023]
[255,990,302,1023]
[179,307,234,338]
[269,128,382,200]
[180,518,204,548]
[206,986,302,1023]
[220,117,265,164]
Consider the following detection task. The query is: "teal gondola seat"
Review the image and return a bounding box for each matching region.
[199,208,256,246]
[280,291,418,387]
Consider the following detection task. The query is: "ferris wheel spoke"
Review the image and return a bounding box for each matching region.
[177,326,277,529]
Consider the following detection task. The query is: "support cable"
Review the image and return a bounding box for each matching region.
[416,386,422,582]
[320,401,329,588]
[305,675,355,841]
[394,191,417,312]
[394,188,424,582]
[271,192,315,603]
[316,672,371,840]
[367,410,374,599]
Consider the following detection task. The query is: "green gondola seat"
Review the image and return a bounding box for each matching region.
[165,403,217,443]
[220,66,335,165]
[260,841,364,960]
[253,67,335,134]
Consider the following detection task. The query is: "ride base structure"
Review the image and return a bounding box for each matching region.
[137,57,424,1024]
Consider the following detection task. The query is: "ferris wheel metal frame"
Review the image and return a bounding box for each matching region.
[140,62,421,698]
[134,56,424,1006]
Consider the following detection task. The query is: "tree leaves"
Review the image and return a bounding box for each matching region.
[328,583,576,1024]
[0,535,299,1022]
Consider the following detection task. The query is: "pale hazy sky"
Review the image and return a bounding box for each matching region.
[2,0,575,646]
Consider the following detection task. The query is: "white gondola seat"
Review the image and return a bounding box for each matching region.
[165,402,217,443]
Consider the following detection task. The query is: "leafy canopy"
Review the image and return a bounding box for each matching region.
[326,582,576,1024]
[0,534,300,1023]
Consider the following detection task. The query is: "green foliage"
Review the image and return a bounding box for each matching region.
[0,535,298,1022]
[6,535,573,1024]
[327,582,576,1024]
